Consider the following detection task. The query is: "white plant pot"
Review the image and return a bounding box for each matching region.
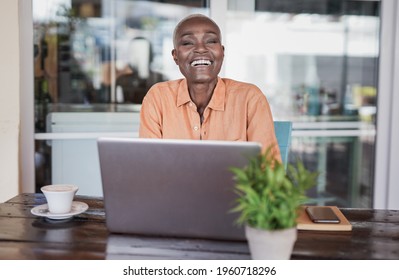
[245,225,297,260]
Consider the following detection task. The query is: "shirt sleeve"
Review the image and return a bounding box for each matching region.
[139,87,163,138]
[247,90,282,163]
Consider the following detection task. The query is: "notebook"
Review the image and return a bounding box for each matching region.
[97,137,261,241]
[296,206,352,231]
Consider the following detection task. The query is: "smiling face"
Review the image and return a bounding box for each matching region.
[172,15,224,84]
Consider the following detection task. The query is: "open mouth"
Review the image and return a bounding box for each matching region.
[191,59,212,67]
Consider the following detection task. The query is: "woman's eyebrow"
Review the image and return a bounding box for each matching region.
[180,32,194,38]
[179,30,218,38]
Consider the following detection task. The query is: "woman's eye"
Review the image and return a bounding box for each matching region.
[181,41,193,46]
[207,39,218,44]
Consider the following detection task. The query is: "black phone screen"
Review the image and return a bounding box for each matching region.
[305,207,341,224]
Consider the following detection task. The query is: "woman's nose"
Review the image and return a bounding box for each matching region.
[194,42,208,53]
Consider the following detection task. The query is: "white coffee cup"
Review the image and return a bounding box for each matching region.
[41,184,79,214]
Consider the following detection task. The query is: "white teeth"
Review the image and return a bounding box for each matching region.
[191,59,211,66]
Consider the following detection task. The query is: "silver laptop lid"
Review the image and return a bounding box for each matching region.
[97,138,261,241]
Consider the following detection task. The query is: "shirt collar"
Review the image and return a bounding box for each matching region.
[176,79,191,107]
[176,77,225,111]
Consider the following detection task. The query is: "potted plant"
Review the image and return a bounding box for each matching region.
[230,148,318,260]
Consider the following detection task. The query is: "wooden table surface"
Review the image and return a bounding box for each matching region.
[0,193,398,260]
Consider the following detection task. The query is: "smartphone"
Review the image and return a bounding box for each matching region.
[305,207,340,224]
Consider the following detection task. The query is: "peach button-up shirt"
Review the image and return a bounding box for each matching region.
[139,77,281,161]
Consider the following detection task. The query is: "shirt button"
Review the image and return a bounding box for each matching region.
[193,126,199,131]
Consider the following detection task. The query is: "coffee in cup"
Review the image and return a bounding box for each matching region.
[41,184,79,214]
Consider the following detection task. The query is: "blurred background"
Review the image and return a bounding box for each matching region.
[33,0,380,208]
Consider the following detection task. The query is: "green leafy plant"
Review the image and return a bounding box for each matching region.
[230,148,318,230]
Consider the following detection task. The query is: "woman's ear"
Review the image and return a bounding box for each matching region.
[171,49,178,65]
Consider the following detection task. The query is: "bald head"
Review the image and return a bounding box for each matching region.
[172,14,222,48]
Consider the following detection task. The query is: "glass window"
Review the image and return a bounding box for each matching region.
[34,0,208,114]
[33,0,209,192]
[226,0,379,207]
[33,0,380,208]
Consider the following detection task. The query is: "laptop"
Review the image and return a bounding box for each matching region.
[97,137,261,241]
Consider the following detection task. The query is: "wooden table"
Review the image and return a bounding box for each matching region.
[0,193,398,260]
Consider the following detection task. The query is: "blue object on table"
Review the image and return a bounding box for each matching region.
[274,121,293,168]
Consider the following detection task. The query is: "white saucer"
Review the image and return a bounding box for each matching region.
[31,201,89,220]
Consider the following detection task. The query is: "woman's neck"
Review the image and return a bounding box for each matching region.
[187,79,218,121]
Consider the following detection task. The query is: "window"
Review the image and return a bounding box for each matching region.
[33,0,380,208]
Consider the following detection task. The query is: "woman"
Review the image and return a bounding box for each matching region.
[139,14,281,161]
